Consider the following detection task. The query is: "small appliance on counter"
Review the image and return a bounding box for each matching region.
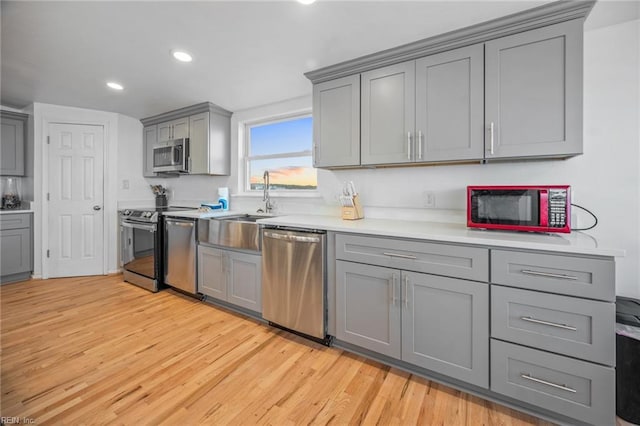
[340,181,363,220]
[1,177,22,209]
[467,185,570,233]
[200,187,229,211]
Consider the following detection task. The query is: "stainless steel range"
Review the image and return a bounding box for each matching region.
[119,206,193,292]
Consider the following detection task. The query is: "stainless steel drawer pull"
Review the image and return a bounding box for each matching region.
[520,374,577,393]
[383,252,417,260]
[520,316,577,331]
[521,269,579,281]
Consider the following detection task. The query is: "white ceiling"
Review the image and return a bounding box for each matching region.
[1,1,637,119]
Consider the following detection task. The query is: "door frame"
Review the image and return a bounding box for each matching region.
[36,106,117,279]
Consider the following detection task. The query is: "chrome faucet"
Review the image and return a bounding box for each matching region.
[261,170,273,213]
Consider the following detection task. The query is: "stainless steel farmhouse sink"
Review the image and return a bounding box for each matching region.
[198,214,274,252]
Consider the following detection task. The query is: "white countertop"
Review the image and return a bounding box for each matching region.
[161,209,239,219]
[0,209,33,214]
[256,214,625,258]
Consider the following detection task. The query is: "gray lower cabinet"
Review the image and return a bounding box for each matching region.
[198,245,261,313]
[0,213,32,283]
[336,259,489,388]
[1,111,28,176]
[361,61,415,165]
[312,75,360,167]
[415,44,484,162]
[491,340,615,426]
[143,125,157,177]
[336,261,401,358]
[485,19,583,159]
[402,271,488,387]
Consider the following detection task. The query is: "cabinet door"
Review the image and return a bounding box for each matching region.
[143,125,157,177]
[415,44,484,162]
[1,116,25,176]
[227,251,262,313]
[0,228,31,277]
[485,19,583,159]
[336,260,401,359]
[197,245,227,300]
[361,61,415,165]
[188,112,209,174]
[157,122,173,141]
[312,75,360,167]
[402,271,489,388]
[171,117,189,139]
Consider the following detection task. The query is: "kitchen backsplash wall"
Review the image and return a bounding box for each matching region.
[115,19,639,297]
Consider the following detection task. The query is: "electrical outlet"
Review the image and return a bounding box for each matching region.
[122,179,130,190]
[423,191,436,208]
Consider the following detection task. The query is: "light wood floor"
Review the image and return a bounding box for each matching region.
[0,275,555,425]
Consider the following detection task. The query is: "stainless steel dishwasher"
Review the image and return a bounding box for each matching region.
[262,227,329,344]
[164,217,197,295]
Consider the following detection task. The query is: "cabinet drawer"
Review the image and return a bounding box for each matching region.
[492,286,614,365]
[491,340,615,426]
[336,234,488,281]
[0,213,31,230]
[491,250,614,301]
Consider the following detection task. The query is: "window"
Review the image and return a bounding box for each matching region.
[244,115,317,192]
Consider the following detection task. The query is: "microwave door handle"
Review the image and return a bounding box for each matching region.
[540,190,549,227]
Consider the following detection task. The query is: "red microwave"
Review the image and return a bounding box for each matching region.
[467,185,571,233]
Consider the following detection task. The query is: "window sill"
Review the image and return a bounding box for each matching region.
[233,191,322,199]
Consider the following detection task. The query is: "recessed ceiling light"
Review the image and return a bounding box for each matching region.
[172,50,193,62]
[106,81,124,91]
[297,0,316,4]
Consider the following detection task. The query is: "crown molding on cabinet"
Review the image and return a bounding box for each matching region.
[304,0,596,84]
[140,101,231,126]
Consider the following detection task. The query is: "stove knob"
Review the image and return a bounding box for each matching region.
[123,210,131,216]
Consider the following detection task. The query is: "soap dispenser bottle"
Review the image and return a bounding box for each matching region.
[218,187,229,211]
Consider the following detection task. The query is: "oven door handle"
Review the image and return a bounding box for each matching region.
[121,221,157,232]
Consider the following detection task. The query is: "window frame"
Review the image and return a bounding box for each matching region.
[241,111,318,196]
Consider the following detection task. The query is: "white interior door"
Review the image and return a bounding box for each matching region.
[47,123,105,277]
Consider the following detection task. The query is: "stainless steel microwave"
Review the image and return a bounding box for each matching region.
[153,138,189,173]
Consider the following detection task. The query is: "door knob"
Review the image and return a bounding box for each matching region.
[93,205,102,211]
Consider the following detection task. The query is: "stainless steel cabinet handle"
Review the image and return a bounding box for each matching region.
[520,374,576,393]
[417,130,423,160]
[521,269,578,281]
[404,275,409,308]
[383,252,417,260]
[489,122,495,155]
[521,316,577,331]
[407,132,412,160]
[391,273,397,305]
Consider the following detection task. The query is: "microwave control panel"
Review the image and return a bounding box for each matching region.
[548,189,568,228]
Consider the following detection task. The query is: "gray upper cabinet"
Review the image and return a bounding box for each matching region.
[307,2,593,168]
[361,61,415,165]
[485,20,583,159]
[141,102,231,176]
[312,75,360,167]
[415,44,484,162]
[158,117,189,141]
[143,125,157,177]
[1,111,28,176]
